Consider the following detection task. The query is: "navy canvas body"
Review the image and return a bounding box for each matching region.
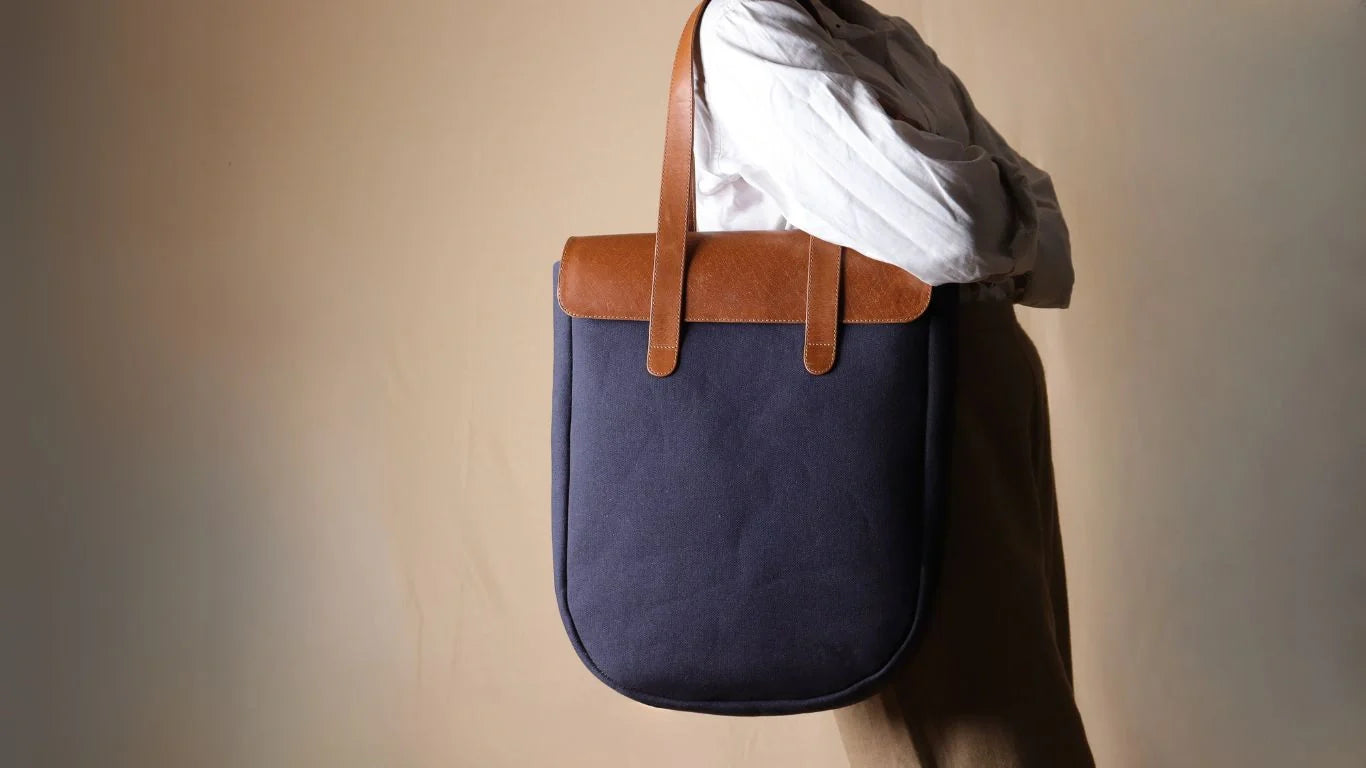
[551,265,956,715]
[550,0,956,716]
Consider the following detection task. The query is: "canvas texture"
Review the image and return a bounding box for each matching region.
[550,265,955,715]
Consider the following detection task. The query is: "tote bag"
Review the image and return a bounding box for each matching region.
[550,0,956,715]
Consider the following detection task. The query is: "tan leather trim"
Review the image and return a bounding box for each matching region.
[803,239,842,374]
[558,230,932,324]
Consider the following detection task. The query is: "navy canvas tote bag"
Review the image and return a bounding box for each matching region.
[551,0,956,716]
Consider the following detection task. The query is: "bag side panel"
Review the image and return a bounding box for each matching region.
[551,264,575,649]
[913,284,958,644]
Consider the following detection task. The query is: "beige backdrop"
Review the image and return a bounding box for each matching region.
[7,0,1365,766]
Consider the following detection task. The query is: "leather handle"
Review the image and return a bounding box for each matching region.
[647,0,841,376]
[646,0,711,376]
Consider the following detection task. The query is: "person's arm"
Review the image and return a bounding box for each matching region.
[699,0,1040,289]
[929,48,1074,308]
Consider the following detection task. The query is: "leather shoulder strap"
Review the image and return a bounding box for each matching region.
[646,0,712,377]
[639,0,881,376]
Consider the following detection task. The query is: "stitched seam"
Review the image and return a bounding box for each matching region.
[665,61,694,356]
[803,236,815,355]
[561,244,930,325]
[803,237,816,372]
[647,85,672,352]
[647,6,697,363]
[803,238,841,373]
[559,311,918,323]
[828,246,842,346]
[804,235,814,332]
[555,237,575,313]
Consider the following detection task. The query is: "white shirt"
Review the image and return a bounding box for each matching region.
[694,0,1073,307]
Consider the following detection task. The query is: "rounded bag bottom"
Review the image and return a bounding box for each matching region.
[550,274,955,714]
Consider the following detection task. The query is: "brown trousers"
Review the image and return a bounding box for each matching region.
[834,302,1094,767]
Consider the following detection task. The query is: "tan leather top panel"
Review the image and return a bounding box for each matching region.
[558,230,932,324]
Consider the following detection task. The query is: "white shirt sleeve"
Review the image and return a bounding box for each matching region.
[931,50,1074,308]
[699,0,1048,292]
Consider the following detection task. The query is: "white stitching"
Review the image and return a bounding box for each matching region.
[559,308,922,323]
[555,236,575,312]
[803,235,815,336]
[828,246,842,347]
[645,3,700,368]
[803,237,822,373]
[803,238,842,373]
[560,233,933,324]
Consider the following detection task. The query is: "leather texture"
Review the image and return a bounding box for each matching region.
[558,231,931,324]
[643,0,706,376]
[563,0,931,376]
[803,237,842,374]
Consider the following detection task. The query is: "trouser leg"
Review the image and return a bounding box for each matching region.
[834,303,1092,768]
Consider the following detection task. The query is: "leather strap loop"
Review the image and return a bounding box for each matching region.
[804,238,843,374]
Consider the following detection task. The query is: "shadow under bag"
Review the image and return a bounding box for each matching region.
[550,0,957,716]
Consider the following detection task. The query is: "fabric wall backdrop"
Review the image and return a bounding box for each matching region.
[7,0,1364,766]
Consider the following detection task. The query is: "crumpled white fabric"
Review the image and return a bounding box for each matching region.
[695,0,1073,307]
